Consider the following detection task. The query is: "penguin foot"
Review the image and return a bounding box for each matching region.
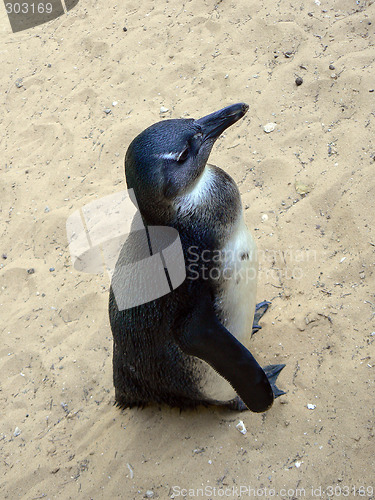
[226,364,285,412]
[263,364,286,398]
[226,395,249,412]
[252,300,271,335]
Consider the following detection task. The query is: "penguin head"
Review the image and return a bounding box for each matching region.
[125,103,249,223]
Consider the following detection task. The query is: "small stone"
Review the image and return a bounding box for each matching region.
[263,122,276,133]
[27,268,35,274]
[15,78,23,88]
[295,181,311,195]
[329,64,335,70]
[295,461,302,468]
[261,214,268,222]
[49,267,55,272]
[104,108,111,114]
[2,254,7,259]
[112,101,118,106]
[236,420,247,435]
[123,27,127,32]
[307,404,316,410]
[44,206,50,213]
[14,427,21,437]
[160,106,169,113]
[295,76,303,86]
[144,491,154,498]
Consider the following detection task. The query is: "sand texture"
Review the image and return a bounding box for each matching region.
[1,0,374,498]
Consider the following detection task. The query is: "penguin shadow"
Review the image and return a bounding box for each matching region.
[115,397,287,447]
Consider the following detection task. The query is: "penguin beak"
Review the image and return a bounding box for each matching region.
[195,102,249,142]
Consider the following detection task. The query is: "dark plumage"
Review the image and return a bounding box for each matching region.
[109,103,285,412]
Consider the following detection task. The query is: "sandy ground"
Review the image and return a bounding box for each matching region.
[1,0,375,498]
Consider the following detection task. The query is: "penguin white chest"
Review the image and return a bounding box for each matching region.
[201,212,258,402]
[214,214,258,346]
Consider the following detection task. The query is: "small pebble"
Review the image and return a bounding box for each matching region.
[104,108,111,114]
[144,491,154,499]
[112,101,118,106]
[160,106,169,113]
[263,122,276,133]
[2,254,7,259]
[236,420,247,435]
[295,76,303,86]
[329,64,335,70]
[27,268,35,274]
[123,27,127,32]
[307,404,316,410]
[49,267,55,272]
[44,206,50,213]
[15,78,23,88]
[14,427,21,437]
[295,181,311,195]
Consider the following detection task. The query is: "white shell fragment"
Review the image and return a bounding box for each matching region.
[236,420,247,435]
[263,122,276,133]
[126,463,134,479]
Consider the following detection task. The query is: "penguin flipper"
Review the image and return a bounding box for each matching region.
[177,292,276,413]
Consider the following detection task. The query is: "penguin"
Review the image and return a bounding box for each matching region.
[109,103,285,412]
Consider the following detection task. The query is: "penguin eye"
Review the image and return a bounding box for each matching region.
[177,147,189,163]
